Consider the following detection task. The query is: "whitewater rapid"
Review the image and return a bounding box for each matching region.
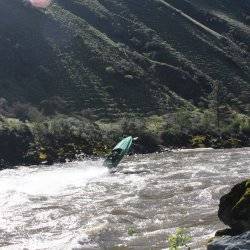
[0,148,249,249]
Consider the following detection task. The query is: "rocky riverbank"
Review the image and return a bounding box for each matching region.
[208,180,250,249]
[208,231,250,249]
[0,114,249,169]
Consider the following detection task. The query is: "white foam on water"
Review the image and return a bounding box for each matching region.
[172,148,214,153]
[0,160,109,246]
[0,148,249,249]
[0,160,108,197]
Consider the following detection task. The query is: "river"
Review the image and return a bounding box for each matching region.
[0,148,249,250]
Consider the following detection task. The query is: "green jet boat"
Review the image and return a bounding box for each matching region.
[103,136,133,169]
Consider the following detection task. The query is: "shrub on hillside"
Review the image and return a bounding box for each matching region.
[223,114,250,135]
[31,116,104,162]
[0,98,9,116]
[0,117,34,166]
[6,101,44,122]
[40,96,68,116]
[120,117,146,136]
[161,130,191,147]
[10,102,32,122]
[135,132,162,153]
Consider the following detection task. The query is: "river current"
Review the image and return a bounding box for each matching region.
[0,148,249,250]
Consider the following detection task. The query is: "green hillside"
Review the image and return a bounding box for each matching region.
[0,0,249,118]
[0,0,249,167]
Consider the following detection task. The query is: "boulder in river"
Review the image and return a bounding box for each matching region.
[207,231,250,250]
[218,180,250,234]
[208,180,250,249]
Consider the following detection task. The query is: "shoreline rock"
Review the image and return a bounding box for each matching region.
[208,231,250,250]
[208,180,250,249]
[218,180,250,234]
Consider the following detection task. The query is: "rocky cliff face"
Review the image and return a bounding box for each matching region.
[0,0,249,117]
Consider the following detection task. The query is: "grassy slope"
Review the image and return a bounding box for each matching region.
[0,0,249,118]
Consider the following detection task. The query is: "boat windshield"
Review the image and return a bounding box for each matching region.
[107,148,122,161]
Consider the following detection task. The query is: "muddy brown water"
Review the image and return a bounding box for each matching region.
[0,148,249,249]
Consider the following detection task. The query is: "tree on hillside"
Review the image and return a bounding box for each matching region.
[209,81,232,130]
[40,96,69,116]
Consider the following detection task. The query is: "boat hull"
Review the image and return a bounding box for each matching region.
[103,136,133,168]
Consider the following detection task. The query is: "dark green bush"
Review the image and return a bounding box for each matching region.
[135,132,162,153]
[120,117,146,137]
[32,116,103,162]
[161,130,191,147]
[0,117,34,166]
